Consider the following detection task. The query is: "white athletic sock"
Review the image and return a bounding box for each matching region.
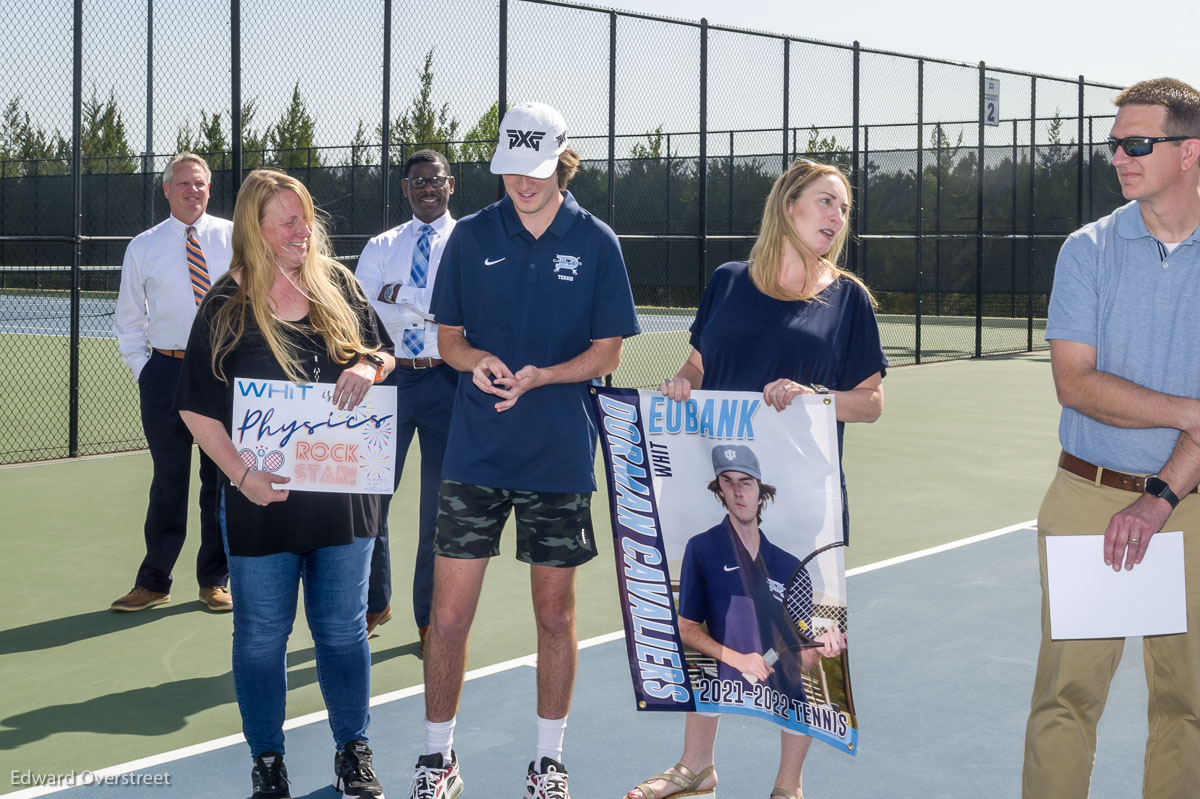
[535,714,568,764]
[425,717,455,761]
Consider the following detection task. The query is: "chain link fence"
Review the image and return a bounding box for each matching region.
[0,0,1125,463]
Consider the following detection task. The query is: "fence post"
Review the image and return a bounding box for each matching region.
[851,41,861,276]
[1011,118,1017,319]
[698,18,708,293]
[861,125,869,278]
[143,0,154,230]
[608,11,616,227]
[975,61,985,358]
[935,122,942,316]
[1076,75,1085,230]
[381,0,391,230]
[231,0,242,190]
[666,133,672,306]
[782,39,790,173]
[1028,78,1037,352]
[69,0,83,458]
[497,0,508,201]
[728,130,734,236]
[915,58,923,365]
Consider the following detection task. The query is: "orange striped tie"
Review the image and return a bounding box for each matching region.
[186,225,211,305]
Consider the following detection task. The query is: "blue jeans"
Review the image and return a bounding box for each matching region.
[220,490,373,758]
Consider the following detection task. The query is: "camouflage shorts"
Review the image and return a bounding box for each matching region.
[434,480,597,567]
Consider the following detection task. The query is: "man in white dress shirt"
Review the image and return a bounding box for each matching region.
[354,149,458,648]
[111,152,233,612]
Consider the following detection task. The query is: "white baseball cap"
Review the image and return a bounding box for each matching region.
[490,102,569,179]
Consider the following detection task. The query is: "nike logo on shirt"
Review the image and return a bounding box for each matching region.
[723,565,739,572]
[484,257,505,266]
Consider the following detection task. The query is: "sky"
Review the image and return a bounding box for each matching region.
[12,0,1200,157]
[597,0,1200,90]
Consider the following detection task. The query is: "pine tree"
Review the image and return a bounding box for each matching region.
[459,102,502,163]
[382,49,460,163]
[269,83,322,169]
[80,88,137,173]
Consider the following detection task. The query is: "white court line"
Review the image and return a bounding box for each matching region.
[5,522,1033,797]
[846,518,1036,577]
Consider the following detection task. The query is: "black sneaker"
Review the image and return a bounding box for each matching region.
[409,751,463,799]
[251,752,290,798]
[334,740,385,798]
[525,756,569,799]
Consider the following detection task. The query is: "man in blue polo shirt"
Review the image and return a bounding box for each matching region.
[407,102,640,799]
[1023,78,1200,799]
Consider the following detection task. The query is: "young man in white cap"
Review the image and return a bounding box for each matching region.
[407,102,640,799]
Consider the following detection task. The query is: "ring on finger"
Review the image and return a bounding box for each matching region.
[1130,537,1141,543]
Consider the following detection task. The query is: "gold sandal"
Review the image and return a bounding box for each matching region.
[627,762,717,799]
[770,788,801,799]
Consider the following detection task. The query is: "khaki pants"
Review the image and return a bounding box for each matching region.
[1022,468,1200,799]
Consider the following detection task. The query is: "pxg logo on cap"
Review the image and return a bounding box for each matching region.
[491,102,569,180]
[506,129,546,151]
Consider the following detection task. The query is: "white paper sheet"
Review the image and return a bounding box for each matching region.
[1046,531,1187,640]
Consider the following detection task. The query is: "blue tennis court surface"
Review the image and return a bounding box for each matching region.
[9,523,1154,799]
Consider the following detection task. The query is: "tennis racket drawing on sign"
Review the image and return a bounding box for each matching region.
[238,447,286,473]
[743,540,847,686]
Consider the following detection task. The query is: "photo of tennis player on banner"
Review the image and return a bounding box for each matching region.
[593,386,856,754]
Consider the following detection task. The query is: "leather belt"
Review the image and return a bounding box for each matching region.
[1058,451,1199,494]
[396,357,444,369]
[153,348,186,359]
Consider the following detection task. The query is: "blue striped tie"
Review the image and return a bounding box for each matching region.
[401,224,434,358]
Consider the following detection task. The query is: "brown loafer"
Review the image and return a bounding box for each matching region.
[366,604,392,635]
[199,585,233,612]
[110,586,170,612]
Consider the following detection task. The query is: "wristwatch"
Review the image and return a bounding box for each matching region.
[358,351,386,383]
[810,383,830,395]
[1145,476,1181,509]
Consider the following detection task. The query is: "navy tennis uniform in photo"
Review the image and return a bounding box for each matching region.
[430,191,641,493]
[678,519,808,700]
[691,262,888,539]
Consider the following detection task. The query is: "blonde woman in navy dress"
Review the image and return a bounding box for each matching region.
[627,159,887,799]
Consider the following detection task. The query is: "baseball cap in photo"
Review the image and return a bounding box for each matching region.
[490,102,569,179]
[711,444,762,481]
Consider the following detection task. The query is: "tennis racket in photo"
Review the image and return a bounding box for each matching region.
[743,540,847,685]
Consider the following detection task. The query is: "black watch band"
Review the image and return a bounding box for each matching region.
[1146,476,1181,509]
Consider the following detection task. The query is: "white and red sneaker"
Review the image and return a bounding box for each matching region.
[525,757,569,799]
[409,751,463,799]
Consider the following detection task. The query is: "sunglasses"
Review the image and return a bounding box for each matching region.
[404,175,451,188]
[1106,136,1191,157]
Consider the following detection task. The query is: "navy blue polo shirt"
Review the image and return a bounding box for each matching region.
[679,518,805,690]
[690,262,887,455]
[431,191,640,492]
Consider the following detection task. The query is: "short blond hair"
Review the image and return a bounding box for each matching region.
[163,152,211,185]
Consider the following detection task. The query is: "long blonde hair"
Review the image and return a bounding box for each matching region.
[747,159,874,305]
[210,169,375,383]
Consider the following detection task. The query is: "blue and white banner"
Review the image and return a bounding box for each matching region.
[593,387,858,754]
